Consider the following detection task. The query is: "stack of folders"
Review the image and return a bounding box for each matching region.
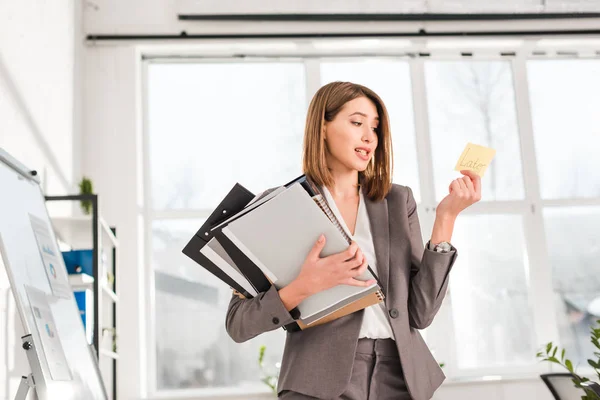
[182,175,384,331]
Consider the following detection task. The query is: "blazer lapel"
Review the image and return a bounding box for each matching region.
[363,186,390,300]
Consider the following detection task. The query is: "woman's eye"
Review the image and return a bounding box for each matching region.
[372,127,378,132]
[352,121,362,127]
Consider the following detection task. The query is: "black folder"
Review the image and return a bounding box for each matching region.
[182,183,255,298]
[193,183,255,245]
[182,235,251,298]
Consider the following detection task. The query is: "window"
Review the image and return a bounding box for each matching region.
[143,49,600,393]
[146,61,306,391]
[528,60,600,365]
[152,219,286,390]
[425,61,525,202]
[544,207,600,366]
[450,215,535,369]
[147,62,306,210]
[424,61,533,370]
[527,60,600,199]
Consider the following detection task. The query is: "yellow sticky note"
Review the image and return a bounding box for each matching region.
[454,143,496,177]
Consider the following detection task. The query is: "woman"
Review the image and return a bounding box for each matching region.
[226,81,481,399]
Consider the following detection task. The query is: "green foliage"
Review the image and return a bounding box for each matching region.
[102,327,117,353]
[78,176,94,215]
[537,319,600,400]
[258,345,279,396]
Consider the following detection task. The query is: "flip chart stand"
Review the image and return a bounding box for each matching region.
[14,334,41,400]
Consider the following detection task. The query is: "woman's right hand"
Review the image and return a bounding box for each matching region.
[293,234,377,298]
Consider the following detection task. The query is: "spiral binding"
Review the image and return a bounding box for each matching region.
[312,195,352,243]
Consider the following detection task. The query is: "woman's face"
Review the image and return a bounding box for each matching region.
[324,96,379,173]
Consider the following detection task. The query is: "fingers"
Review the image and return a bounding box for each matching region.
[450,180,461,194]
[345,248,365,269]
[342,250,367,276]
[344,277,378,287]
[309,234,327,260]
[346,241,359,260]
[460,169,480,180]
[351,256,370,277]
[462,175,474,193]
[460,169,482,197]
[329,241,359,263]
[462,176,480,201]
[457,171,482,202]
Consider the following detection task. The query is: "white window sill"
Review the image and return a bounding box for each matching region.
[143,386,275,400]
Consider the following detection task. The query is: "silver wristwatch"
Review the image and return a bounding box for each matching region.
[429,241,452,253]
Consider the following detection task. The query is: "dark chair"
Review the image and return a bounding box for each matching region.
[541,373,600,399]
[583,381,600,397]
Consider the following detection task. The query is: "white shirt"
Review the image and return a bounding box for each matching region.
[321,185,395,339]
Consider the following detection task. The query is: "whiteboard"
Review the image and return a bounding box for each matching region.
[0,148,107,400]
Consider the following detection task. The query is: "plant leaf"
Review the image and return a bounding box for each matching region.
[552,347,558,358]
[258,345,266,365]
[546,342,552,354]
[565,359,574,373]
[561,348,566,362]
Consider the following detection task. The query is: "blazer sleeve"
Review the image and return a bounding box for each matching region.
[225,285,299,343]
[405,186,458,330]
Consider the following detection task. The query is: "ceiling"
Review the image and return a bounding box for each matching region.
[177,0,600,15]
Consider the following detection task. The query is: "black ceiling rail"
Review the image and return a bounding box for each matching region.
[177,12,600,22]
[87,28,600,42]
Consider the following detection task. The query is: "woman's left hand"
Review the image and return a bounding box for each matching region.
[436,170,482,218]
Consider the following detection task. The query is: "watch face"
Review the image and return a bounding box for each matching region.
[436,242,451,252]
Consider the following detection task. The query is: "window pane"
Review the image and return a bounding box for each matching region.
[544,207,600,365]
[528,60,600,199]
[147,62,306,210]
[320,60,421,202]
[153,219,285,390]
[450,215,535,369]
[426,61,525,202]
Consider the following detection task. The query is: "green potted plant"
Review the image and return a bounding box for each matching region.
[258,345,279,396]
[78,176,94,215]
[537,319,600,399]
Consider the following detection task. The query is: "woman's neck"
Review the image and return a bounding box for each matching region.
[327,170,360,199]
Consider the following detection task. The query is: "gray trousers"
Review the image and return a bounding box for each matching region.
[279,338,412,400]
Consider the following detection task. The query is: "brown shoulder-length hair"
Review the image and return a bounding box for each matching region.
[302,81,393,201]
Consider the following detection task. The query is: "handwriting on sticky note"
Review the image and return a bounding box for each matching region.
[454,143,496,177]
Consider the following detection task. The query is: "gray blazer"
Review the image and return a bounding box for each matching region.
[225,183,458,400]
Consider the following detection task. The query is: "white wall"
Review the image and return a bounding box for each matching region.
[0,1,77,195]
[83,45,145,400]
[0,0,82,399]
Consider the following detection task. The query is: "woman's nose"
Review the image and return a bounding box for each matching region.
[362,129,376,143]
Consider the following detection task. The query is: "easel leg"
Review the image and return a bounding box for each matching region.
[14,374,34,400]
